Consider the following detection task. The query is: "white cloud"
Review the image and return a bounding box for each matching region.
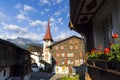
[54,31,81,40]
[15,4,37,22]
[55,32,68,40]
[0,12,6,18]
[16,13,29,22]
[39,0,51,6]
[54,11,61,17]
[52,0,63,5]
[50,17,56,26]
[40,9,49,15]
[56,0,63,3]
[0,32,18,39]
[2,23,27,34]
[29,20,41,26]
[53,8,66,17]
[44,9,49,12]
[22,32,44,40]
[57,18,62,23]
[50,17,55,22]
[29,20,47,27]
[24,4,37,12]
[15,3,21,9]
[0,12,7,21]
[40,11,44,15]
[52,26,58,32]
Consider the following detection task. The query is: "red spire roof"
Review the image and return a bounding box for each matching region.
[43,20,53,41]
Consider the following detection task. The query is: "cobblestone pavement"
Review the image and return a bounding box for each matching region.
[30,72,67,80]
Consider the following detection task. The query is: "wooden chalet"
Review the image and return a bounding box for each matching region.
[69,0,120,80]
[0,38,31,80]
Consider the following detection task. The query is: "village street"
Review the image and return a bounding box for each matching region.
[30,72,67,80]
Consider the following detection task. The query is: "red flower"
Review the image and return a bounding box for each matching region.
[104,48,110,55]
[91,48,96,54]
[97,50,101,54]
[112,33,118,39]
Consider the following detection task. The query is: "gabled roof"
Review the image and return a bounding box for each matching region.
[27,45,42,52]
[43,21,53,41]
[49,35,83,47]
[0,38,30,53]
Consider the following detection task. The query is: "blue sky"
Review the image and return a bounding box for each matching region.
[0,0,80,42]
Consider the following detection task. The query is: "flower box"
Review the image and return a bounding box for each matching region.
[87,60,94,66]
[94,60,107,69]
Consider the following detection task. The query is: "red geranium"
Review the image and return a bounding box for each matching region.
[91,48,96,54]
[97,50,101,54]
[104,48,110,55]
[112,33,118,39]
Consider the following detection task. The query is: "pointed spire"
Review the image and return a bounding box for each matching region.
[43,20,53,41]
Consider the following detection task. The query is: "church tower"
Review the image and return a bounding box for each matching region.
[43,20,53,64]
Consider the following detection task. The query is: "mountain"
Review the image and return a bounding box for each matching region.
[7,37,43,49]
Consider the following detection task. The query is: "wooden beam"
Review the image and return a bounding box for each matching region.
[75,0,86,25]
[80,12,95,15]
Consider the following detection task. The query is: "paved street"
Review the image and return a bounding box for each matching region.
[30,72,68,80]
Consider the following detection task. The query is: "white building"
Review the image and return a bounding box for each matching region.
[27,45,44,71]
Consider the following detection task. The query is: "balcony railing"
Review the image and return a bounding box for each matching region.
[86,60,120,75]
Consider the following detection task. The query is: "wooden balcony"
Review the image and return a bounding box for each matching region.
[86,60,120,80]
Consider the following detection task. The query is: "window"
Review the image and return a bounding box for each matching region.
[80,53,83,58]
[75,46,78,50]
[75,60,80,66]
[61,60,64,64]
[68,60,71,64]
[75,40,79,44]
[68,53,74,57]
[70,46,73,50]
[62,53,65,57]
[56,53,59,57]
[103,16,113,47]
[55,46,58,50]
[68,60,73,64]
[60,46,64,50]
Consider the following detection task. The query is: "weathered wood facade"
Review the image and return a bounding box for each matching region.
[50,36,85,74]
[0,38,31,80]
[69,0,120,80]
